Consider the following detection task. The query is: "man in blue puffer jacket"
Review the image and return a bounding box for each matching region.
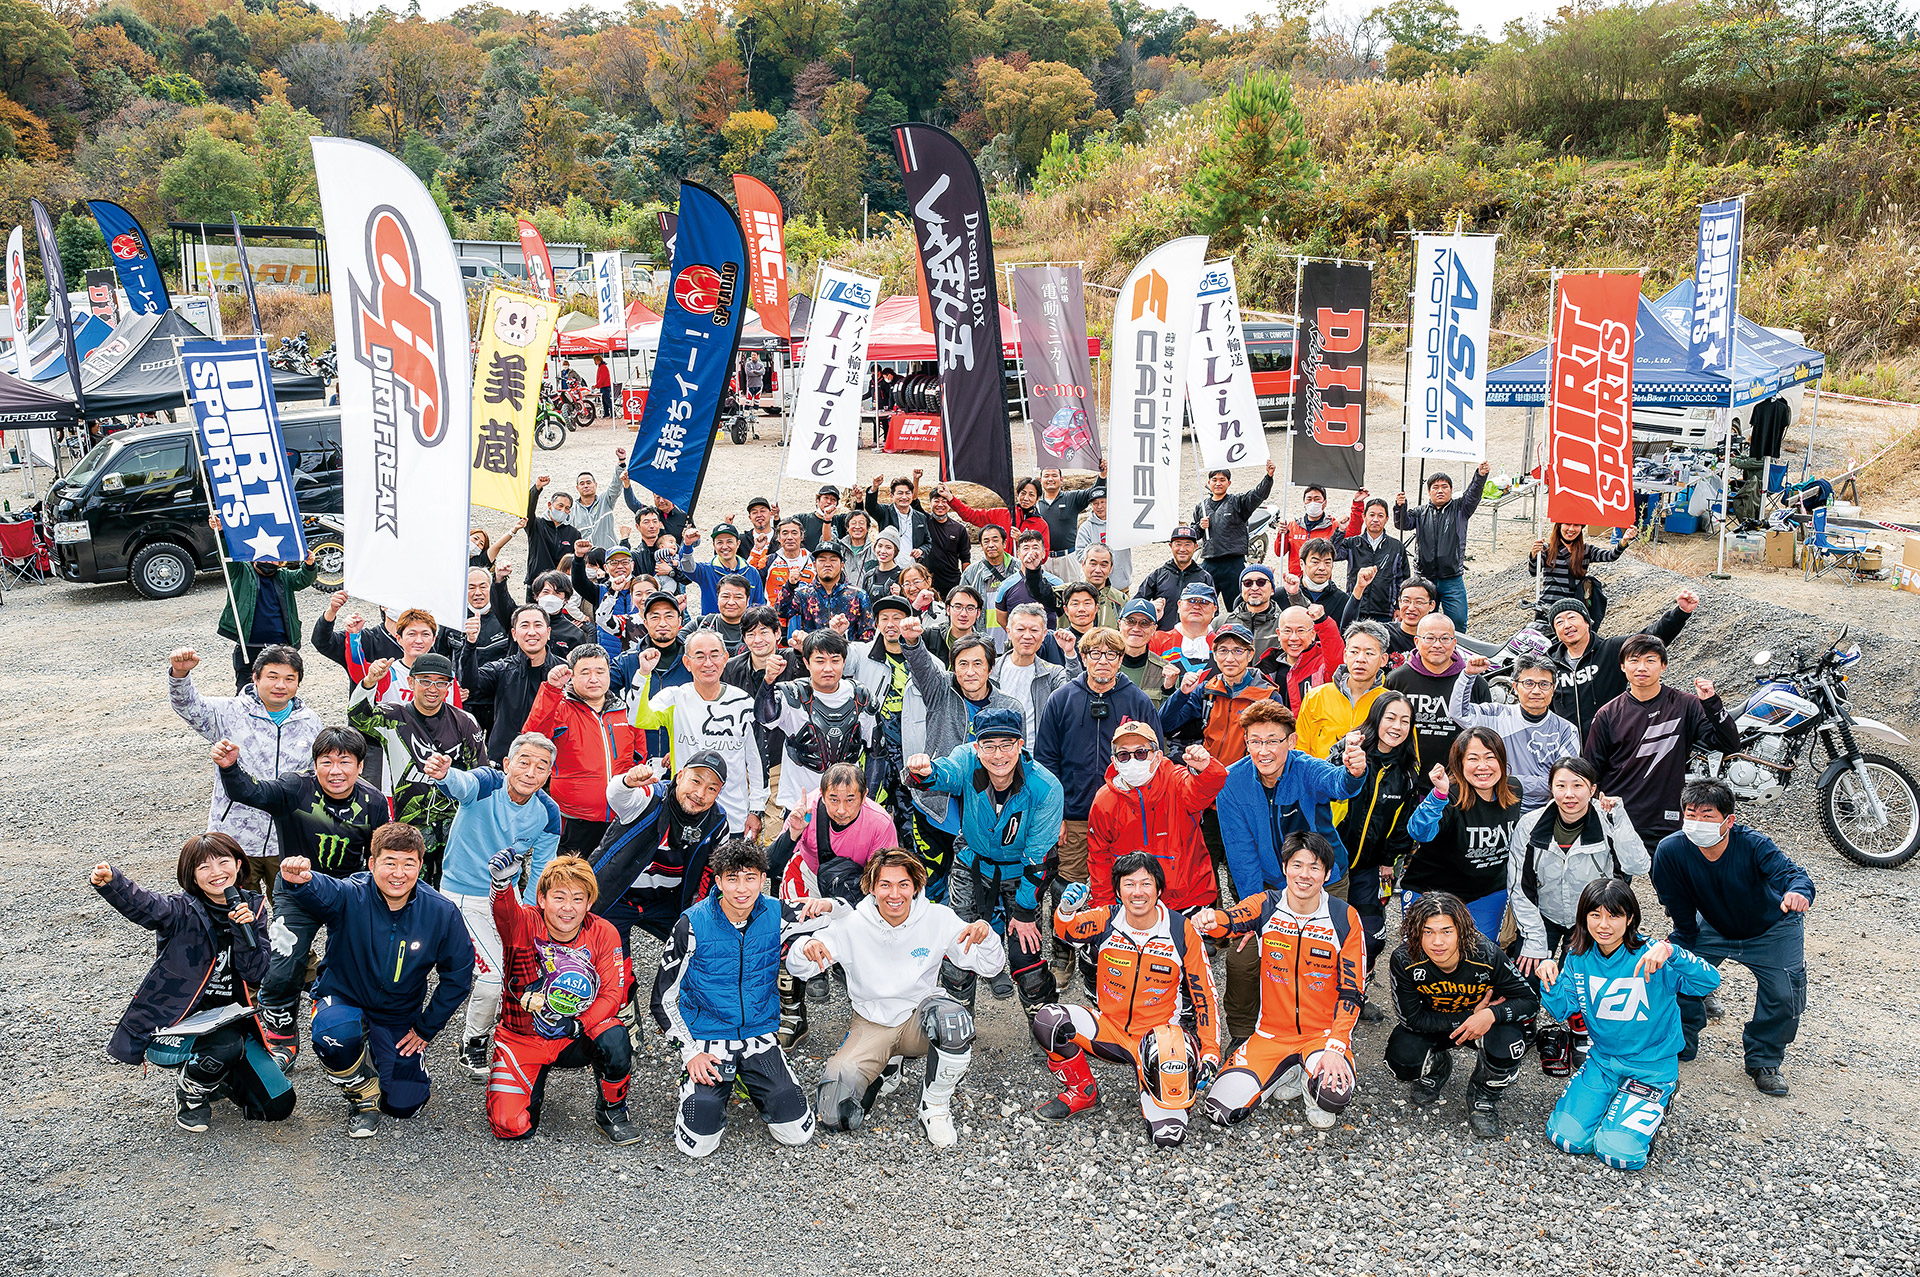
[652,837,839,1158]
[905,706,1066,1015]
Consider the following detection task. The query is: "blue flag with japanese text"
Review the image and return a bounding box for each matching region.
[181,337,306,563]
[1688,198,1742,373]
[87,200,171,316]
[628,181,748,513]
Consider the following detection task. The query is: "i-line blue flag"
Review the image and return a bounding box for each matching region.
[87,200,171,316]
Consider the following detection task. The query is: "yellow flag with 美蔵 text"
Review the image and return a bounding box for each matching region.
[470,287,562,516]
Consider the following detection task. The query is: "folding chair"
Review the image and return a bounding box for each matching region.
[1803,507,1872,582]
[0,518,49,588]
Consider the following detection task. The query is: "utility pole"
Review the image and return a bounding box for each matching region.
[862,194,869,241]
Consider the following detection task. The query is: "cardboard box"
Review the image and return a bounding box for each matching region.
[1765,530,1797,567]
[1904,535,1920,574]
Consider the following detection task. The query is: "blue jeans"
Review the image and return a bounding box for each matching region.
[1430,573,1469,632]
[1678,913,1806,1072]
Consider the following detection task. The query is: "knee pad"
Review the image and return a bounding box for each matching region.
[1547,1105,1597,1156]
[919,997,975,1054]
[1031,1003,1075,1055]
[1014,960,1057,1008]
[767,1108,817,1147]
[939,959,977,1005]
[1139,1024,1199,1112]
[675,1120,724,1158]
[1201,1070,1259,1126]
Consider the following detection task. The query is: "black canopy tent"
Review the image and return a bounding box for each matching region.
[78,310,325,417]
[0,368,80,432]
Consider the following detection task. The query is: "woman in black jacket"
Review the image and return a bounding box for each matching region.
[1333,690,1424,1018]
[91,833,295,1132]
[1402,725,1524,939]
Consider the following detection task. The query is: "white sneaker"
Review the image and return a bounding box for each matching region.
[878,1056,905,1098]
[1303,1092,1337,1130]
[1268,1065,1305,1103]
[920,1105,957,1148]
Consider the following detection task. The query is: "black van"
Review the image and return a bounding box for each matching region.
[46,411,344,599]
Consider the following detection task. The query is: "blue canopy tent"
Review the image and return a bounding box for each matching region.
[1486,295,1780,409]
[1650,280,1825,389]
[27,313,112,384]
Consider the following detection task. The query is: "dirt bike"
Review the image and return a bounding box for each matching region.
[534,398,569,451]
[1687,629,1919,868]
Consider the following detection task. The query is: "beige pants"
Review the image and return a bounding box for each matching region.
[1056,820,1091,885]
[823,1011,933,1093]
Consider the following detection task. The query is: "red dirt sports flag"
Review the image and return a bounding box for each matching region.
[1546,272,1638,528]
[312,136,473,629]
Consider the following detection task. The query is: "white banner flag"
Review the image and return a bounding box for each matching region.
[6,226,27,378]
[312,137,472,630]
[1108,236,1208,550]
[1408,234,1495,461]
[1187,259,1268,473]
[593,250,625,327]
[785,264,880,485]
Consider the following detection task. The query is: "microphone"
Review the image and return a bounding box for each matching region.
[224,885,257,952]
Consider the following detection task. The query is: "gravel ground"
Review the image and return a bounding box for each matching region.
[3,420,1919,1276]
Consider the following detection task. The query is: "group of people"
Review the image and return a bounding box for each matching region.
[95,453,1817,1174]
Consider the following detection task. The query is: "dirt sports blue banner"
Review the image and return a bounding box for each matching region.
[628,181,747,514]
[87,199,171,316]
[181,337,306,563]
[1689,197,1742,374]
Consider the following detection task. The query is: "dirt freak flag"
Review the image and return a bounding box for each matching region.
[86,199,170,316]
[895,122,1015,506]
[1408,235,1495,462]
[1107,236,1208,551]
[312,136,472,630]
[1012,264,1100,470]
[1187,259,1268,472]
[180,337,306,564]
[627,181,748,514]
[31,199,83,413]
[785,264,879,486]
[1291,260,1371,491]
[1689,198,1742,373]
[471,288,562,516]
[517,219,556,299]
[6,226,27,377]
[734,175,791,341]
[1546,272,1638,528]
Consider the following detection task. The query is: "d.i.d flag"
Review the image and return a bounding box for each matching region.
[1290,260,1371,491]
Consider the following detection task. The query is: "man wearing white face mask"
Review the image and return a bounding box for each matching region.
[1652,778,1813,1099]
[1280,483,1343,578]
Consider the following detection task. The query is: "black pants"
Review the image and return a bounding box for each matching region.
[180,1023,297,1122]
[1384,1022,1529,1096]
[1350,873,1390,972]
[559,817,609,858]
[942,856,1055,1010]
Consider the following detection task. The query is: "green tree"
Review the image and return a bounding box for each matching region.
[0,0,77,111]
[253,98,324,224]
[846,0,952,119]
[976,56,1096,175]
[159,131,263,222]
[1184,70,1315,245]
[55,211,104,277]
[792,79,871,231]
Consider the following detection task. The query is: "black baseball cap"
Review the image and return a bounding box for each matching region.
[817,484,840,498]
[642,591,681,615]
[682,750,728,784]
[747,496,772,512]
[411,653,454,680]
[873,594,912,617]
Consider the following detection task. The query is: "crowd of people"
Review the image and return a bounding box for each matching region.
[94,452,1817,1173]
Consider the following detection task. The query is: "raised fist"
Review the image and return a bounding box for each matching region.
[1182,743,1211,772]
[899,617,924,644]
[1463,654,1491,677]
[280,857,314,886]
[1428,763,1450,797]
[91,862,113,887]
[422,753,453,781]
[210,739,239,768]
[1356,566,1378,588]
[546,662,573,688]
[1180,669,1208,695]
[535,475,551,489]
[1676,588,1700,613]
[574,539,594,557]
[169,648,199,678]
[1694,676,1716,701]
[465,616,481,642]
[906,753,934,779]
[764,652,787,680]
[622,763,659,789]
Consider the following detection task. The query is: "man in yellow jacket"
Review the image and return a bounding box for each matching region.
[1295,620,1392,762]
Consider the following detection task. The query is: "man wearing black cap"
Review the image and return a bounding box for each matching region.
[348,651,488,887]
[741,497,778,563]
[778,541,873,641]
[1193,459,1276,610]
[1134,525,1214,633]
[799,486,850,553]
[1546,588,1698,736]
[682,522,766,612]
[591,755,734,983]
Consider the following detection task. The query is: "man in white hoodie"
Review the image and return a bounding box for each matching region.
[788,847,1005,1147]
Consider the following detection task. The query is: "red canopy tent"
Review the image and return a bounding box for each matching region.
[794,295,1101,361]
[554,299,664,355]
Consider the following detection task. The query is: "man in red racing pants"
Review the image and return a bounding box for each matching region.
[485,850,638,1143]
[1033,851,1222,1146]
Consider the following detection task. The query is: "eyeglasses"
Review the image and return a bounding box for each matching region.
[1083,651,1122,664]
[975,738,1021,754]
[1516,679,1556,691]
[1111,746,1157,762]
[413,677,453,690]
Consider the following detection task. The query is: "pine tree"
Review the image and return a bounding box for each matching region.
[1185,71,1316,246]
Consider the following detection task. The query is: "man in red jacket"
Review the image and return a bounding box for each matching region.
[1261,605,1345,711]
[1088,721,1228,911]
[523,644,643,855]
